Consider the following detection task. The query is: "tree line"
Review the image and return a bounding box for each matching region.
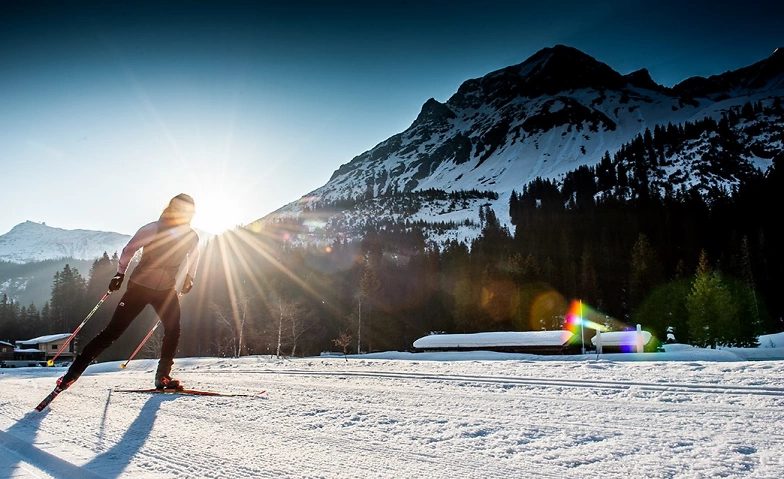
[1,100,782,359]
[180,100,781,356]
[0,252,160,361]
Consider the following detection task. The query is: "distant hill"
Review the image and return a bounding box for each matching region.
[0,221,130,306]
[0,221,216,306]
[0,221,130,264]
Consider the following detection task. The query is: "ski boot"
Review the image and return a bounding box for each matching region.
[155,375,184,391]
[56,375,76,391]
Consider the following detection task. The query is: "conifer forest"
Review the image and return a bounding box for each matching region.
[2,105,783,359]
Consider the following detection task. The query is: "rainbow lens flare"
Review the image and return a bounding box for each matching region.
[565,300,609,333]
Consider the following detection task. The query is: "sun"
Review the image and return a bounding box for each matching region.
[190,190,248,235]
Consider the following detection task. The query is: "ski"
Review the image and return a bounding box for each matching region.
[113,388,266,398]
[35,387,264,412]
[35,386,64,412]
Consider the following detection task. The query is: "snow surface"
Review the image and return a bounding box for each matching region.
[2,338,784,479]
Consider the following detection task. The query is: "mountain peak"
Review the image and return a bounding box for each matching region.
[624,68,664,91]
[516,44,625,94]
[259,44,783,250]
[411,98,456,127]
[3,220,51,236]
[525,44,595,66]
[673,47,784,98]
[449,45,625,108]
[767,46,784,67]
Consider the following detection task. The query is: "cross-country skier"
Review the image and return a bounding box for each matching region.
[55,193,200,392]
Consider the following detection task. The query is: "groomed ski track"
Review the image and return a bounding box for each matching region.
[199,367,784,397]
[1,355,783,478]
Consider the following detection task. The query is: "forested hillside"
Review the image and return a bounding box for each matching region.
[2,101,782,358]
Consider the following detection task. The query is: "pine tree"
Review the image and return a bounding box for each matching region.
[50,264,87,332]
[40,302,51,334]
[629,233,657,312]
[0,294,14,341]
[21,302,41,339]
[357,258,381,353]
[81,252,119,340]
[687,250,737,348]
[632,279,691,345]
[453,267,477,333]
[739,236,761,331]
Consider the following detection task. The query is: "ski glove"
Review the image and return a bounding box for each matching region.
[108,273,125,292]
[181,274,194,295]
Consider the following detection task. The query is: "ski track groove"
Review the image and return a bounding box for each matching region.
[2,378,574,478]
[251,373,783,440]
[186,372,782,478]
[1,392,295,479]
[176,368,784,448]
[193,367,784,396]
[261,374,783,478]
[3,361,783,479]
[156,393,558,478]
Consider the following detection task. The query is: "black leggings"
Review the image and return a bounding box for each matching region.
[64,282,181,382]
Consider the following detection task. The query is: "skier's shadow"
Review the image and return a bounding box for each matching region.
[83,394,177,478]
[1,391,177,479]
[2,409,106,479]
[0,395,131,479]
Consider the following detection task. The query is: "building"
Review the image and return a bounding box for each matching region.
[1,338,46,368]
[0,341,14,361]
[591,329,657,353]
[14,333,74,363]
[412,331,582,355]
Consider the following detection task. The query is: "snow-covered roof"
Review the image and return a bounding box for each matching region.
[16,333,71,345]
[0,340,13,347]
[413,331,575,349]
[13,348,43,354]
[591,330,653,347]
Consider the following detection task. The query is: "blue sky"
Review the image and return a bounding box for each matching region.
[1,0,781,235]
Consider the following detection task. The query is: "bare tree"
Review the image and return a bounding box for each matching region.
[141,324,164,359]
[287,301,316,356]
[211,334,236,358]
[270,294,315,357]
[211,296,253,358]
[273,292,285,357]
[332,331,352,362]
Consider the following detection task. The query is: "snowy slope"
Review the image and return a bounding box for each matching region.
[0,221,130,264]
[1,347,783,479]
[254,45,784,247]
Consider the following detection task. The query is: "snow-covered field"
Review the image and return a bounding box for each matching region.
[2,343,784,479]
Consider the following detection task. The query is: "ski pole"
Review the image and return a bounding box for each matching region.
[121,292,182,369]
[121,319,160,369]
[48,291,111,366]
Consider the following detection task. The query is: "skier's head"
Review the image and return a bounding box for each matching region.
[161,193,195,225]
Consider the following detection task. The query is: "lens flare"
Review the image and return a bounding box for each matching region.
[564,300,609,333]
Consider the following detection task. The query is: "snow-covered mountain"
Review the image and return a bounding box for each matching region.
[254,45,784,246]
[0,221,131,264]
